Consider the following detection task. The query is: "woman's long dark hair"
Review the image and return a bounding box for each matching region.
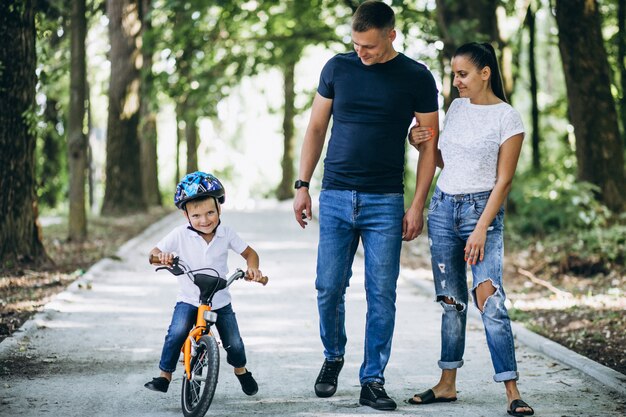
[454,42,507,103]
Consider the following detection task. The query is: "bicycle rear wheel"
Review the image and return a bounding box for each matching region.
[181,335,220,417]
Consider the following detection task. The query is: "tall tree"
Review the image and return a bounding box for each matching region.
[526,2,540,171]
[619,0,626,141]
[153,1,254,179]
[101,0,146,215]
[35,0,70,210]
[139,0,160,206]
[435,0,500,108]
[276,54,297,200]
[255,0,344,200]
[0,0,47,267]
[68,0,88,241]
[555,0,625,211]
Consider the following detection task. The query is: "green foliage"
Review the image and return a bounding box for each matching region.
[508,170,611,235]
[33,1,71,209]
[507,153,624,269]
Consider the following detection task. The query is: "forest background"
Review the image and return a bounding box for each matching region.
[0,0,624,376]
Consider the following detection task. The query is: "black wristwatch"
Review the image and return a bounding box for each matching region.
[294,180,310,189]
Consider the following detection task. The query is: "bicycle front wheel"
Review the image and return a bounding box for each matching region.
[181,334,220,417]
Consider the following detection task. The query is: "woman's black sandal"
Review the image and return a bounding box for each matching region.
[507,399,534,416]
[407,389,457,405]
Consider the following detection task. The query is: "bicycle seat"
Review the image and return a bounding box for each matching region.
[194,273,227,302]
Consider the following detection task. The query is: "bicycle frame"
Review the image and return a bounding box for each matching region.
[183,303,218,380]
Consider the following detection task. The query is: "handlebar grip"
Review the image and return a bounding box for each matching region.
[149,254,175,266]
[249,276,269,286]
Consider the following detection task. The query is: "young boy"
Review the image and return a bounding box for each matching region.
[144,171,262,396]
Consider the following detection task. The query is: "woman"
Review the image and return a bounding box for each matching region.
[407,42,534,417]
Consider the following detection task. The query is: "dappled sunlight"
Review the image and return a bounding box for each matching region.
[511,293,626,311]
[400,266,434,281]
[252,240,318,251]
[95,346,154,354]
[33,319,89,329]
[230,303,304,314]
[83,284,152,296]
[44,299,162,314]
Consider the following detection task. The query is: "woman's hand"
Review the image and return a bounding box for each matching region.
[464,228,487,265]
[409,121,435,151]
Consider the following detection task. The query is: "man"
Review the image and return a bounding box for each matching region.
[293,0,439,411]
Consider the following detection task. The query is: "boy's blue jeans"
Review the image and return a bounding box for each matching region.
[316,189,404,385]
[427,187,519,382]
[159,302,246,373]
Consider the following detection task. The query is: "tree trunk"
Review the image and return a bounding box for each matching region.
[87,77,95,210]
[139,0,160,207]
[526,4,540,171]
[101,0,146,215]
[175,104,184,188]
[185,115,199,174]
[41,97,62,208]
[619,0,626,143]
[276,59,297,200]
[68,0,88,241]
[0,0,47,268]
[435,0,499,109]
[555,0,625,212]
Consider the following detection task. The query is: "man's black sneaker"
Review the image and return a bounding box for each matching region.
[359,382,397,411]
[314,358,344,397]
[144,376,170,393]
[236,370,258,396]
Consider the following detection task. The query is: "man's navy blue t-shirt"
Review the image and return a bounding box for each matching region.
[318,52,438,193]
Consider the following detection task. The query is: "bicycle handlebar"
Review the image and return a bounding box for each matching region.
[149,254,268,286]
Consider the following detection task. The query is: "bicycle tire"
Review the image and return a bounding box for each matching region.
[181,335,220,417]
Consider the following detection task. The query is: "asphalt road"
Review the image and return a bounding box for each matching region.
[1,202,624,416]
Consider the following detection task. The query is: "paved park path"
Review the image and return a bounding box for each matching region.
[1,202,625,416]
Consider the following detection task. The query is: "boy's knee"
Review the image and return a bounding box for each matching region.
[167,323,190,341]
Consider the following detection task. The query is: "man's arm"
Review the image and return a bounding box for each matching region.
[403,110,439,241]
[293,93,333,228]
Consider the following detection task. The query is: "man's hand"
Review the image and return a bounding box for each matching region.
[293,188,312,229]
[402,206,424,241]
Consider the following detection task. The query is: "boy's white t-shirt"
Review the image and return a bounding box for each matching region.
[436,98,525,195]
[156,223,248,309]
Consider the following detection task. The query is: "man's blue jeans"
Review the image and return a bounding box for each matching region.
[316,189,404,385]
[427,187,519,382]
[159,302,246,373]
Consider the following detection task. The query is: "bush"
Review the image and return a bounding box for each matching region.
[507,160,624,272]
[507,171,611,235]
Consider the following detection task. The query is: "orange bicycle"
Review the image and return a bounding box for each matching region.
[150,255,267,417]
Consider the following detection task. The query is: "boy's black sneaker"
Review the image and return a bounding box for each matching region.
[236,370,258,396]
[359,382,397,411]
[314,357,344,397]
[144,376,170,393]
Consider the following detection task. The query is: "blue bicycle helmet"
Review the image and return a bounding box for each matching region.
[174,171,225,209]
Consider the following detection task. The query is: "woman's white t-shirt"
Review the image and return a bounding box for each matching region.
[436,98,525,195]
[156,223,248,309]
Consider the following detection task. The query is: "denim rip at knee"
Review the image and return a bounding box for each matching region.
[427,187,519,382]
[316,189,404,384]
